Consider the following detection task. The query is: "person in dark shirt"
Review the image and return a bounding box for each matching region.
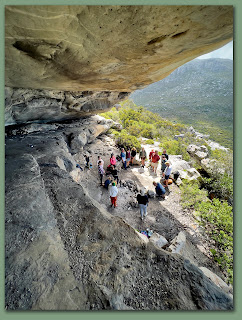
[110,165,119,184]
[137,189,149,220]
[131,147,137,165]
[153,181,166,198]
[162,149,169,160]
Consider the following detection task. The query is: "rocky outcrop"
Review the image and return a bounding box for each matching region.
[5,122,233,310]
[5,5,233,124]
[5,86,128,126]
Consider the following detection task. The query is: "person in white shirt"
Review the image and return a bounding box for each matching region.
[109,181,118,208]
[163,161,172,187]
[97,155,104,167]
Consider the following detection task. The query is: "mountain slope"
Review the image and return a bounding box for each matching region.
[130,58,233,148]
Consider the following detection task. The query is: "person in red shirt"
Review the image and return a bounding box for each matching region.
[151,150,160,174]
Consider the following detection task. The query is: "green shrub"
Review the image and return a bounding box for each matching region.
[144,139,155,145]
[196,198,233,283]
[180,180,208,209]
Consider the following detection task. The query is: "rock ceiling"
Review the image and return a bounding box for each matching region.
[5,5,233,92]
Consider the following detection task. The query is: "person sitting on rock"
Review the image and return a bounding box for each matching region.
[110,153,116,167]
[104,176,112,189]
[137,189,149,221]
[139,147,147,168]
[153,181,166,198]
[84,154,90,168]
[163,161,172,187]
[130,147,137,165]
[109,181,118,208]
[151,150,160,174]
[98,160,105,186]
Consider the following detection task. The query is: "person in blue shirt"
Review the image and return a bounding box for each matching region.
[153,181,166,199]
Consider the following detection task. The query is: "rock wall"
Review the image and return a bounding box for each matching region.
[5,5,233,125]
[5,120,233,310]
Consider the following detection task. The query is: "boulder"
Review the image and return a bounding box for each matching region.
[199,267,233,297]
[150,232,168,248]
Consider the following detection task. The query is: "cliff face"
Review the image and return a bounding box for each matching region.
[5,5,233,125]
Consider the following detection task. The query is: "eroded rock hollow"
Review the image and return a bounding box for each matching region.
[5,5,233,125]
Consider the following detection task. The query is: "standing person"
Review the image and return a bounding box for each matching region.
[139,147,147,168]
[97,155,104,167]
[137,189,149,221]
[162,149,169,160]
[163,161,172,187]
[149,149,155,164]
[109,181,118,208]
[126,148,131,168]
[151,150,160,174]
[120,148,127,169]
[153,181,166,198]
[110,153,116,167]
[84,154,90,168]
[161,155,167,174]
[130,147,137,165]
[98,160,105,186]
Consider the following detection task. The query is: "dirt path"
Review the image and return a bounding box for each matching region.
[77,135,223,277]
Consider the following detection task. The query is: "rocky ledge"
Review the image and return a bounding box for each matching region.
[5,118,233,310]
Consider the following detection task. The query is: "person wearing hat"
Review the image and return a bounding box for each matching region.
[109,181,118,208]
[162,161,172,187]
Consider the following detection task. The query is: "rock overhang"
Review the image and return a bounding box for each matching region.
[5,5,233,125]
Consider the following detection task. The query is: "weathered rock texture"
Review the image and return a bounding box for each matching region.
[5,5,233,124]
[5,120,233,310]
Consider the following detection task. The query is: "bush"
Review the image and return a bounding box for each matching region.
[114,131,141,152]
[180,180,208,209]
[196,199,233,283]
[144,139,155,145]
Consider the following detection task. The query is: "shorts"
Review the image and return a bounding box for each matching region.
[126,158,131,162]
[165,175,170,180]
[152,162,158,169]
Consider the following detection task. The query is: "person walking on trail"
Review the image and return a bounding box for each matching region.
[131,147,137,165]
[97,155,104,167]
[126,148,131,168]
[110,153,116,167]
[109,181,118,208]
[139,147,147,168]
[153,181,166,199]
[163,161,172,187]
[137,189,149,221]
[151,150,160,174]
[162,149,169,160]
[98,160,105,186]
[120,148,127,169]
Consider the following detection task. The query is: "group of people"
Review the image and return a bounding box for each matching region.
[96,146,172,216]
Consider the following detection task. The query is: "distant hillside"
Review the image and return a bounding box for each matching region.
[130,58,233,149]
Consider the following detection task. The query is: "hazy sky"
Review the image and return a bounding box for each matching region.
[197,41,233,60]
